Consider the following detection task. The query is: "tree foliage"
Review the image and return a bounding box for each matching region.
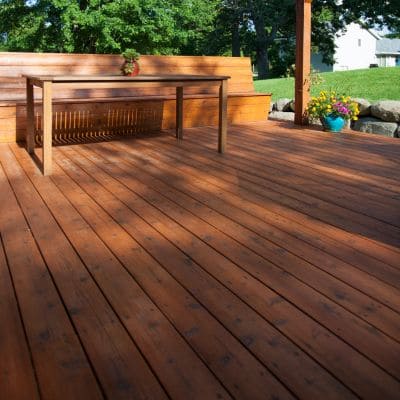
[0,1,398,77]
[215,0,400,78]
[0,0,219,54]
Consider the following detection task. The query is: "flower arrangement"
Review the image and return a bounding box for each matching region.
[307,90,360,122]
[121,48,140,76]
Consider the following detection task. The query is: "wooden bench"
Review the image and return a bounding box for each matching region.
[0,52,271,143]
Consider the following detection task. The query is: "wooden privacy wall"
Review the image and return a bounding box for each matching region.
[0,52,271,143]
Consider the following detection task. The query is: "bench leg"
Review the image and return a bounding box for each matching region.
[218,79,228,153]
[26,79,35,154]
[42,81,52,176]
[176,86,183,139]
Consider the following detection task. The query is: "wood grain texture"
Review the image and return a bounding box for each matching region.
[0,147,167,400]
[0,52,270,143]
[0,234,40,400]
[294,0,311,124]
[82,139,400,376]
[0,150,103,400]
[10,144,224,400]
[0,120,399,399]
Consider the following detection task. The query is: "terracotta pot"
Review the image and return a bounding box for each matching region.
[124,60,140,76]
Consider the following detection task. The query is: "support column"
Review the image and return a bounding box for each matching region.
[42,81,52,176]
[294,0,312,125]
[218,79,228,153]
[26,78,35,153]
[176,86,183,139]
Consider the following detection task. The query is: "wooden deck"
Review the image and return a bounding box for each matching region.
[1,120,399,400]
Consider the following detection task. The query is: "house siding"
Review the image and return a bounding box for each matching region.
[333,23,378,71]
[377,55,398,67]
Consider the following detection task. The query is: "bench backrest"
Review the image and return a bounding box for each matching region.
[0,52,255,102]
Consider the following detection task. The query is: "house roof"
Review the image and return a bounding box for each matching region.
[356,21,381,40]
[376,38,400,55]
[365,29,381,40]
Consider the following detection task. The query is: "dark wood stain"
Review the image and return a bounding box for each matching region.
[1,120,400,399]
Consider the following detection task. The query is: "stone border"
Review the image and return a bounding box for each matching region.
[269,99,400,138]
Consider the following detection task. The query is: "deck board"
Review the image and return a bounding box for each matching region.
[116,134,400,289]
[1,120,399,399]
[0,152,103,400]
[0,223,39,399]
[87,140,400,338]
[169,127,400,266]
[65,139,399,376]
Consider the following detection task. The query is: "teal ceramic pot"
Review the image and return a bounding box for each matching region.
[321,114,346,132]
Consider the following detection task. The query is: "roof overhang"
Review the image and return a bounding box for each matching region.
[376,52,400,56]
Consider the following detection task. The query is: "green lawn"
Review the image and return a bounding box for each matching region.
[254,67,400,102]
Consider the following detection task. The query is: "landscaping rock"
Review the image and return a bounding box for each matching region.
[269,111,295,122]
[396,125,400,138]
[353,117,398,137]
[352,98,371,116]
[310,119,323,126]
[287,100,296,112]
[282,100,293,112]
[275,98,292,111]
[269,101,274,112]
[371,100,400,122]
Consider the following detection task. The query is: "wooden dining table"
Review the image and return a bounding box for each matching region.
[25,74,230,175]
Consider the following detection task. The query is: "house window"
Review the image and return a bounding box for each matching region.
[358,39,362,47]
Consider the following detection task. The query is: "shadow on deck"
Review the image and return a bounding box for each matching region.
[1,120,399,399]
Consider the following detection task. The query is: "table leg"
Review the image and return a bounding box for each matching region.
[218,79,228,153]
[176,86,183,139]
[26,79,35,154]
[42,81,53,176]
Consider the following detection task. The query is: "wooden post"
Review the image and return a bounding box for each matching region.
[26,78,35,154]
[218,79,228,153]
[42,81,52,176]
[294,0,312,125]
[176,86,183,139]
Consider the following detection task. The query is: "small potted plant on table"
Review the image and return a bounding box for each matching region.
[307,90,360,132]
[121,48,140,76]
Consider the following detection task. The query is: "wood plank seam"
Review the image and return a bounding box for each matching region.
[54,145,360,399]
[50,147,299,399]
[181,126,400,267]
[0,232,41,399]
[58,142,400,397]
[93,138,400,334]
[107,137,400,316]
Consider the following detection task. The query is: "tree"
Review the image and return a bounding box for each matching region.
[215,1,247,56]
[0,0,219,54]
[1,0,399,75]
[216,0,400,78]
[340,0,400,29]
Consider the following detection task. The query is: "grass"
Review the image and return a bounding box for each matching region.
[254,67,400,102]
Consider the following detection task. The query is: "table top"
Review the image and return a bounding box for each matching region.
[26,74,230,82]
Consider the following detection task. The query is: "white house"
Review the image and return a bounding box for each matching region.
[376,38,400,67]
[312,22,400,72]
